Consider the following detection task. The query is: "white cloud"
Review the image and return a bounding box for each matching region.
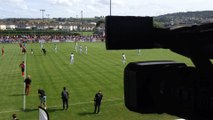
[112,0,124,6]
[1,0,213,18]
[0,0,24,2]
[48,0,79,6]
[0,0,25,4]
[95,0,124,6]
[0,0,28,10]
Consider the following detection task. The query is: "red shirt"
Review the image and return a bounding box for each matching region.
[20,63,25,69]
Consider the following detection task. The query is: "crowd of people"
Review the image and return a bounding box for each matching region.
[0,34,105,43]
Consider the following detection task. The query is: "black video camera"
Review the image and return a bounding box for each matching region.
[105,16,213,120]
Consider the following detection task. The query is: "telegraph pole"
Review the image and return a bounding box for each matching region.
[40,9,45,21]
[46,14,50,19]
[110,0,111,16]
[81,10,83,35]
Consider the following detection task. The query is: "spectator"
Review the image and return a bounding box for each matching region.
[61,87,69,110]
[24,75,32,96]
[12,114,19,120]
[42,48,46,55]
[94,90,103,114]
[38,89,47,109]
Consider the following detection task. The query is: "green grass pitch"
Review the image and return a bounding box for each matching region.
[0,42,193,120]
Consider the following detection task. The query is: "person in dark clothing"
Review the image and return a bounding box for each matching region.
[94,90,103,113]
[19,61,25,77]
[42,48,46,55]
[22,47,26,54]
[61,87,69,110]
[38,89,47,109]
[24,75,31,96]
[12,113,19,120]
[19,43,22,49]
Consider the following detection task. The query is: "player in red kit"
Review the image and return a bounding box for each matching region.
[19,61,25,77]
[2,46,4,56]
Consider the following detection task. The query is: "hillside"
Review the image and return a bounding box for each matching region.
[154,11,213,28]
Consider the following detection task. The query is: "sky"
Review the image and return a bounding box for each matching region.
[0,0,213,18]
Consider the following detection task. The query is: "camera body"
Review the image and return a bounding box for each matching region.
[105,16,213,119]
[124,61,213,119]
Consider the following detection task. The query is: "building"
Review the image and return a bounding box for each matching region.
[0,22,6,30]
[0,20,98,31]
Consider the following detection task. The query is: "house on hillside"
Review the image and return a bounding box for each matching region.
[61,23,78,31]
[62,23,71,31]
[48,23,59,30]
[94,23,105,35]
[79,24,96,31]
[16,23,28,29]
[15,23,32,30]
[6,23,16,30]
[0,22,6,30]
[36,23,49,30]
[58,24,63,30]
[25,24,33,29]
[70,23,78,31]
[30,23,37,29]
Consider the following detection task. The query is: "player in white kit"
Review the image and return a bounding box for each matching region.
[122,53,126,64]
[70,53,74,64]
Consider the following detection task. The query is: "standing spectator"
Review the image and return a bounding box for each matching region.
[54,43,57,52]
[19,43,22,49]
[23,43,26,48]
[122,53,126,64]
[79,45,82,54]
[70,53,74,64]
[38,89,47,109]
[75,42,78,53]
[31,49,34,54]
[2,46,4,56]
[12,114,19,120]
[19,61,25,77]
[84,45,88,54]
[137,49,141,56]
[24,75,31,96]
[22,47,26,54]
[61,87,69,110]
[40,43,44,50]
[42,48,46,55]
[94,90,103,114]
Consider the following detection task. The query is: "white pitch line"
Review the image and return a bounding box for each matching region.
[23,53,27,111]
[0,110,20,114]
[69,97,123,106]
[0,98,123,114]
[42,97,123,109]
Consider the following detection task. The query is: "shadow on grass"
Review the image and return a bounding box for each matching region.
[47,108,64,112]
[78,112,95,116]
[22,108,63,113]
[10,93,25,96]
[33,54,43,56]
[23,108,38,112]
